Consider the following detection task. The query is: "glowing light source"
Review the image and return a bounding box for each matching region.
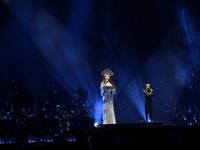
[94,122,99,127]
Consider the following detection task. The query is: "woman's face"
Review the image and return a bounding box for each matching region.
[146,84,150,90]
[105,74,110,81]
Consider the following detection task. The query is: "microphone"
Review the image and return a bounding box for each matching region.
[104,80,108,85]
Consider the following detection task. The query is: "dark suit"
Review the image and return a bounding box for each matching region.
[144,89,154,113]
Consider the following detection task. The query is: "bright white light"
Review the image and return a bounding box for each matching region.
[147,114,151,122]
[94,122,99,127]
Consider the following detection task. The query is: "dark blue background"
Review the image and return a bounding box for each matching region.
[0,0,200,124]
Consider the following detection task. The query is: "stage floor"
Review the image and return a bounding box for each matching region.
[1,123,200,150]
[96,122,166,128]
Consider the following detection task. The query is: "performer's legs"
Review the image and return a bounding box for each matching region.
[146,113,148,122]
[146,113,153,122]
[150,113,153,122]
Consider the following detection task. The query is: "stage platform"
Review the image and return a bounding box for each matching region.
[1,123,200,149]
[96,122,166,128]
[91,122,200,149]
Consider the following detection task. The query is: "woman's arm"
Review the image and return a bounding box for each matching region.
[112,87,116,94]
[100,83,105,96]
[143,90,153,97]
[100,82,105,90]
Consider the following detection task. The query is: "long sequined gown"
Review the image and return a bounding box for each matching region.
[100,83,116,124]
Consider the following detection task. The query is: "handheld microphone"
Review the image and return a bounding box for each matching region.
[104,80,108,85]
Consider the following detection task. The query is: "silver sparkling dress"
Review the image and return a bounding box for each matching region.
[100,83,116,124]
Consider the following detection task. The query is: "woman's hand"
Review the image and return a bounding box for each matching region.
[112,89,115,92]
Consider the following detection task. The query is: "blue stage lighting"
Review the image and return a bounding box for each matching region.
[92,95,103,124]
[178,9,200,73]
[98,21,146,121]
